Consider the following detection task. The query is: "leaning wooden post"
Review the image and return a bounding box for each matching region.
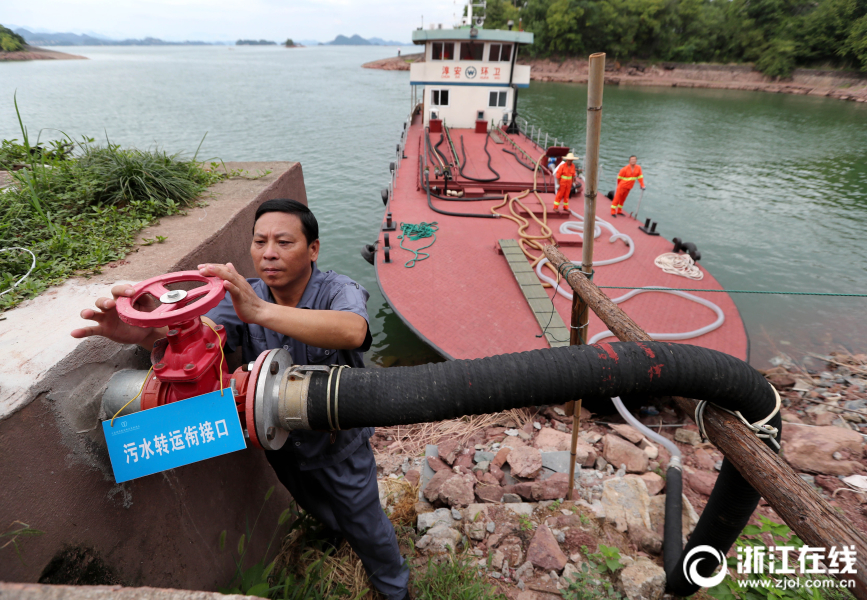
[544,244,867,599]
[567,52,606,501]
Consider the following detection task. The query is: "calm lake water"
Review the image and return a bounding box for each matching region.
[3,46,867,368]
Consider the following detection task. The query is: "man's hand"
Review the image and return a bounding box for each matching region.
[70,284,165,348]
[198,262,266,324]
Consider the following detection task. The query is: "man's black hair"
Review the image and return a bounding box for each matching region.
[253,199,319,245]
[629,155,637,159]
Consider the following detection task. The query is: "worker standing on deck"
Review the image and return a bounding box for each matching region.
[611,155,645,216]
[553,152,577,212]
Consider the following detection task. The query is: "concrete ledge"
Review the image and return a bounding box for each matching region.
[0,162,304,589]
[0,582,257,599]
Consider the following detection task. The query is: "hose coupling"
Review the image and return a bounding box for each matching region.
[275,365,326,432]
[668,455,683,471]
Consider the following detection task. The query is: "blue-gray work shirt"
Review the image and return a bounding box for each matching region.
[205,262,374,470]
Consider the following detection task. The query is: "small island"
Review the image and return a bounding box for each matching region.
[236,39,277,46]
[0,25,86,61]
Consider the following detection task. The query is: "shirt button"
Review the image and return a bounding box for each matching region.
[325,350,330,355]
[283,345,289,350]
[295,441,301,447]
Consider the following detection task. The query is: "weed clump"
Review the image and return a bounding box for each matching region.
[0,98,235,310]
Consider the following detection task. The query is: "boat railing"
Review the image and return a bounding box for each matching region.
[500,115,590,180]
[388,114,414,205]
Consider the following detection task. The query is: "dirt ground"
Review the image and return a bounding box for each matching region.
[0,46,87,61]
[363,54,867,103]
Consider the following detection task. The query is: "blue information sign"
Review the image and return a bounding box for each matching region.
[102,388,247,483]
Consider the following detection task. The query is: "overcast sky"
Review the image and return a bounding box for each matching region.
[6,0,467,43]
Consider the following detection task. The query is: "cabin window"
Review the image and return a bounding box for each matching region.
[489,44,501,61]
[499,44,512,61]
[489,91,508,107]
[460,42,484,61]
[431,89,450,106]
[431,42,454,60]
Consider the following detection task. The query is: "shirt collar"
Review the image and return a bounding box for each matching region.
[296,262,325,309]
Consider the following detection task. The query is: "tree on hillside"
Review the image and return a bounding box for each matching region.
[0,25,26,52]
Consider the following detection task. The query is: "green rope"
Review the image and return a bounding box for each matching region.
[397,221,438,268]
[596,286,867,297]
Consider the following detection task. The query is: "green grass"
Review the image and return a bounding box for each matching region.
[413,554,506,600]
[0,97,235,311]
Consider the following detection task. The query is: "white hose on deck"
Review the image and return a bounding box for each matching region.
[558,211,634,266]
[534,261,725,344]
[612,396,682,462]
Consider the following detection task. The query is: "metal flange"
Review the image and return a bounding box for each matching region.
[252,348,292,451]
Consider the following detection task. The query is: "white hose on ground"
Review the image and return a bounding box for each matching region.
[534,260,726,344]
[611,396,682,463]
[0,247,36,297]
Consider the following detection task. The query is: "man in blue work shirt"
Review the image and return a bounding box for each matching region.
[71,199,409,600]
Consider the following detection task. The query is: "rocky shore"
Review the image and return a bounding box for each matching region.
[0,46,87,61]
[363,54,867,103]
[370,352,866,600]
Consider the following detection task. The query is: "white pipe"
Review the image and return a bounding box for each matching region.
[611,396,682,462]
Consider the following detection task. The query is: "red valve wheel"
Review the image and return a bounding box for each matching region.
[116,271,226,328]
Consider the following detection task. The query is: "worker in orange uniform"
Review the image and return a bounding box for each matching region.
[611,155,644,216]
[553,152,577,212]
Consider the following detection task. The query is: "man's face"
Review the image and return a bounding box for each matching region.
[251,212,320,290]
[629,156,637,166]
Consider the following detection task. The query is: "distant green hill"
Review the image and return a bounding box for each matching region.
[327,34,371,46]
[236,39,276,46]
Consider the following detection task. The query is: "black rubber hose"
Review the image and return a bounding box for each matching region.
[305,341,780,597]
[503,147,536,171]
[459,134,500,183]
[664,466,684,576]
[420,152,497,219]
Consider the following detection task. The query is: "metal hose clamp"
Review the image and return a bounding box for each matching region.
[333,365,350,431]
[695,383,782,450]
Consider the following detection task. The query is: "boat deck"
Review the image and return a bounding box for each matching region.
[375,115,747,361]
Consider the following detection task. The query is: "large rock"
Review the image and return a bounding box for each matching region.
[781,424,865,476]
[630,472,665,496]
[437,439,461,465]
[492,447,511,468]
[619,557,666,600]
[533,428,573,451]
[648,494,699,540]
[417,508,454,532]
[476,482,505,503]
[531,473,571,500]
[423,470,457,503]
[686,469,718,496]
[439,474,477,507]
[426,455,450,473]
[601,476,652,532]
[508,445,544,478]
[629,525,663,555]
[416,524,462,555]
[610,424,645,444]
[674,428,702,446]
[602,434,649,473]
[526,524,568,572]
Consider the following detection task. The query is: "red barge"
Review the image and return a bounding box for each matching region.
[370,14,747,362]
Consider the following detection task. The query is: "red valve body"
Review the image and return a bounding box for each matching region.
[116,271,267,447]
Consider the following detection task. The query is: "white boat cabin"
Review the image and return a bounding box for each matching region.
[410,24,533,130]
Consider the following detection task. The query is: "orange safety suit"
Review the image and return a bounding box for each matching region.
[612,164,644,215]
[553,161,576,211]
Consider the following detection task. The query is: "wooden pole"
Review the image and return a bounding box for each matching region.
[567,52,606,501]
[544,244,867,599]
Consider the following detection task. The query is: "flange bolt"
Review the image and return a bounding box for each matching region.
[270,362,279,375]
[266,427,276,441]
[184,363,195,371]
